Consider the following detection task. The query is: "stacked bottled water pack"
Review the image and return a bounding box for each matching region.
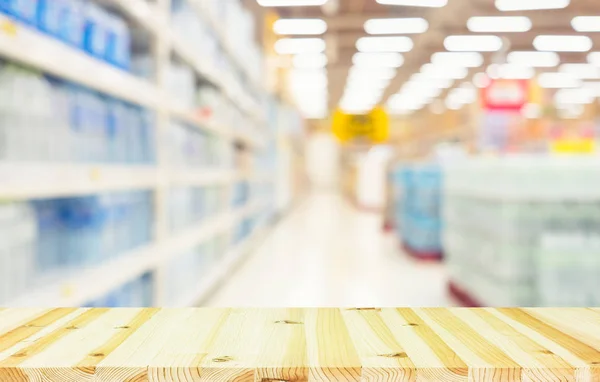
[393,164,443,256]
[443,156,600,306]
[0,0,132,70]
[0,191,153,304]
[0,62,155,163]
[167,186,225,233]
[85,272,153,307]
[168,121,231,169]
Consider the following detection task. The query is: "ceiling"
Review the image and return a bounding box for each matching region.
[246,0,600,118]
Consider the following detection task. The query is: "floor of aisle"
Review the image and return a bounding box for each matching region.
[204,192,450,307]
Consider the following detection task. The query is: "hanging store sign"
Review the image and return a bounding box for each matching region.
[482,79,529,111]
[332,107,389,144]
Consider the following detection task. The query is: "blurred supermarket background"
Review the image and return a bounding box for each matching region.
[0,0,600,308]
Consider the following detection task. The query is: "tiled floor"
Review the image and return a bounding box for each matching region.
[204,192,450,307]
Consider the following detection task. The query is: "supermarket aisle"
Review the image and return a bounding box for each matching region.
[205,193,449,307]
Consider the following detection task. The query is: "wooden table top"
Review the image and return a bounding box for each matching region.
[0,308,599,381]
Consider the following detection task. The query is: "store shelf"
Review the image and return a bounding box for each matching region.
[102,0,164,35]
[7,199,266,308]
[9,242,161,307]
[0,163,158,200]
[171,223,270,307]
[0,14,160,108]
[169,169,239,186]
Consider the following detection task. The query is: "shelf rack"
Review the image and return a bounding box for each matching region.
[0,0,273,306]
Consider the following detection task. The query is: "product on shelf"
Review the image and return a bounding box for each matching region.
[0,191,153,305]
[85,272,153,307]
[1,0,131,70]
[163,242,214,305]
[392,164,443,258]
[0,61,155,163]
[168,121,230,168]
[444,156,600,306]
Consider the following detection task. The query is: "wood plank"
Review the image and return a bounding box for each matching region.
[0,308,595,381]
[304,308,361,381]
[415,308,522,381]
[452,309,576,381]
[341,309,416,382]
[492,308,600,381]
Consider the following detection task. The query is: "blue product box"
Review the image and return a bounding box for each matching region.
[12,0,37,24]
[105,15,130,70]
[37,0,66,37]
[62,0,84,47]
[83,2,108,58]
[0,0,14,15]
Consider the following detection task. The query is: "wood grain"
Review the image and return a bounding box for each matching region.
[0,308,598,381]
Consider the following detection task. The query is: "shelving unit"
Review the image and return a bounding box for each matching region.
[0,0,279,307]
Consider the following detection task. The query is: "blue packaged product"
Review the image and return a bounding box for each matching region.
[37,0,66,37]
[32,199,61,271]
[62,0,85,47]
[105,15,130,70]
[83,2,108,58]
[0,0,13,15]
[12,0,37,24]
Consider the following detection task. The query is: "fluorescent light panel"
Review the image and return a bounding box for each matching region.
[356,36,414,53]
[444,35,503,52]
[376,0,447,7]
[488,64,535,79]
[353,52,404,68]
[537,72,581,88]
[258,0,327,6]
[364,18,428,35]
[559,64,600,80]
[293,53,328,68]
[507,51,559,67]
[572,16,600,32]
[533,35,592,52]
[430,52,483,67]
[348,67,397,80]
[467,16,531,32]
[275,38,325,54]
[273,19,327,35]
[495,0,569,11]
[421,63,469,79]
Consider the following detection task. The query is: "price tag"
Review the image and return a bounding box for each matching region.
[1,20,17,36]
[90,168,101,182]
[61,284,74,298]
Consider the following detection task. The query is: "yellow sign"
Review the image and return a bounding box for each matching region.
[551,139,595,154]
[332,107,389,144]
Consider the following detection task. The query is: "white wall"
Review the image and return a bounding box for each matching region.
[305,132,340,190]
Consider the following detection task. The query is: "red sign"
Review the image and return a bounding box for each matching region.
[482,79,529,111]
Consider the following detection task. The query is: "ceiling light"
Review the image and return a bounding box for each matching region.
[430,52,483,68]
[467,16,531,32]
[275,38,325,54]
[533,35,592,52]
[449,87,477,104]
[554,88,595,105]
[273,19,327,35]
[258,0,328,6]
[348,67,397,80]
[293,53,328,68]
[507,51,559,67]
[588,52,600,66]
[572,16,600,32]
[421,63,469,79]
[583,82,600,96]
[559,64,600,80]
[376,0,447,7]
[445,97,462,110]
[495,0,569,11]
[537,72,581,88]
[364,18,428,35]
[356,36,414,53]
[409,74,454,88]
[444,35,503,52]
[473,72,491,88]
[490,64,535,79]
[353,52,404,68]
